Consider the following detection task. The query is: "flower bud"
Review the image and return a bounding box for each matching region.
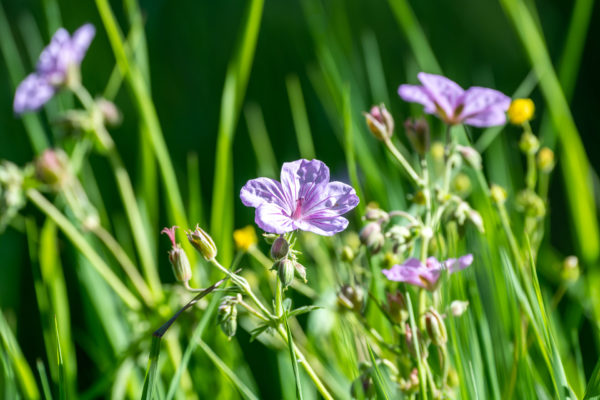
[364,207,389,222]
[490,184,507,205]
[270,236,289,260]
[449,300,469,316]
[186,225,217,260]
[168,245,192,282]
[262,233,278,244]
[337,284,364,313]
[386,292,408,323]
[276,259,295,288]
[359,222,385,254]
[453,172,472,196]
[561,255,580,282]
[456,145,482,170]
[537,147,555,173]
[404,117,430,156]
[340,246,355,262]
[218,296,238,339]
[468,209,485,233]
[516,189,545,218]
[508,98,535,125]
[294,261,307,282]
[96,98,122,127]
[431,141,445,161]
[35,149,70,187]
[424,307,447,347]
[364,104,394,141]
[519,131,540,155]
[412,190,427,205]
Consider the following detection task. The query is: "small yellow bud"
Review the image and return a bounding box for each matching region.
[431,141,445,161]
[537,147,555,173]
[508,98,535,125]
[490,184,507,205]
[233,225,258,251]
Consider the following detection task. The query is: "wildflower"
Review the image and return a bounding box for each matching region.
[398,72,510,127]
[364,104,394,141]
[14,24,95,114]
[382,254,473,290]
[233,225,258,251]
[161,226,192,283]
[240,159,359,236]
[507,98,535,125]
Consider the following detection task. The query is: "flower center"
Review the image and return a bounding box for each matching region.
[291,198,304,220]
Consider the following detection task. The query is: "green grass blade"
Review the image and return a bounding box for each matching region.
[342,86,365,216]
[284,311,304,400]
[210,0,265,268]
[387,0,441,73]
[53,317,66,400]
[366,344,390,400]
[0,310,40,399]
[584,358,600,399]
[286,74,316,160]
[361,31,390,105]
[499,0,600,266]
[244,103,278,177]
[36,359,53,400]
[141,336,161,400]
[187,152,205,226]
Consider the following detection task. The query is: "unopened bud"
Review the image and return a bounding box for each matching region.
[364,207,389,222]
[456,145,482,170]
[561,256,580,282]
[537,147,555,173]
[404,117,430,156]
[270,236,289,260]
[386,292,408,323]
[519,131,540,155]
[449,300,469,316]
[262,233,279,244]
[424,307,447,346]
[186,225,217,260]
[490,184,507,205]
[364,104,394,141]
[359,222,385,254]
[276,259,295,288]
[341,246,355,262]
[96,98,122,127]
[35,149,70,187]
[516,189,545,218]
[168,245,192,282]
[453,173,472,196]
[431,141,445,161]
[337,284,364,313]
[294,261,307,282]
[218,296,238,339]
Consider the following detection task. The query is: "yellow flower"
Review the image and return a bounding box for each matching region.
[507,98,535,125]
[233,225,257,251]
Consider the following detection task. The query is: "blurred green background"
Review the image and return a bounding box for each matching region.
[1,0,599,397]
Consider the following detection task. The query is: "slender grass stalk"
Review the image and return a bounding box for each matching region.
[210,0,265,269]
[244,103,279,177]
[27,189,142,310]
[343,86,365,216]
[283,310,304,400]
[286,74,316,160]
[36,360,53,400]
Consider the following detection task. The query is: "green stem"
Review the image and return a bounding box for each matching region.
[27,189,141,310]
[384,138,424,187]
[526,152,537,191]
[275,276,284,318]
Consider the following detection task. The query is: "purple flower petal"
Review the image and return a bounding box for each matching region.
[446,254,473,273]
[13,73,56,114]
[280,159,330,209]
[303,181,359,217]
[458,87,510,127]
[397,84,437,114]
[255,203,294,234]
[417,72,464,118]
[240,177,289,211]
[70,24,96,64]
[382,263,438,289]
[297,211,349,236]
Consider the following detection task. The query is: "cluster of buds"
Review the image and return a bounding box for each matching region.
[515,189,546,219]
[35,149,71,188]
[360,206,420,256]
[218,295,239,339]
[337,284,364,313]
[269,236,306,288]
[398,368,419,394]
[453,201,484,233]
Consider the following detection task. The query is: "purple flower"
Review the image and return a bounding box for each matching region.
[240,159,359,236]
[382,254,473,290]
[398,73,510,127]
[14,24,95,114]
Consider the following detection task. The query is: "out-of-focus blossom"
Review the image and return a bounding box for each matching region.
[14,24,95,114]
[398,72,510,127]
[240,159,359,236]
[382,254,473,290]
[233,225,258,251]
[507,98,535,125]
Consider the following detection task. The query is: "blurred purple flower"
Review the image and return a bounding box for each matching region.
[14,24,95,114]
[240,159,359,236]
[398,73,510,127]
[382,254,473,290]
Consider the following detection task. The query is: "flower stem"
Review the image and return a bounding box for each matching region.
[27,189,142,310]
[384,138,424,187]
